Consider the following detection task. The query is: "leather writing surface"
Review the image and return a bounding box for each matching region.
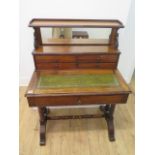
[37,73,119,88]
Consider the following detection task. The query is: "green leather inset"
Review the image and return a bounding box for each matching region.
[37,74,119,88]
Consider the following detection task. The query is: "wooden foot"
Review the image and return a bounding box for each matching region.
[100,104,116,142]
[40,122,46,145]
[38,107,47,146]
[105,117,115,141]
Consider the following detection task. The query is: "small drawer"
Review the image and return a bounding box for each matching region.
[77,54,118,63]
[78,63,98,68]
[34,55,76,63]
[36,63,58,70]
[36,62,77,70]
[99,55,118,62]
[97,63,117,69]
[77,55,100,62]
[78,63,117,69]
[58,63,77,69]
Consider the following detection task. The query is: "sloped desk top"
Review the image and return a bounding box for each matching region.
[26,69,130,96]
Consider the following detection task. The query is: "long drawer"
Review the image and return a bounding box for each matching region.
[35,62,117,69]
[27,94,129,107]
[34,54,119,63]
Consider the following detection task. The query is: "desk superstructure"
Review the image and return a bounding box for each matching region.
[25,18,130,145]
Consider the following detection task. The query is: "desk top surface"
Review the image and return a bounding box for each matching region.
[26,69,130,96]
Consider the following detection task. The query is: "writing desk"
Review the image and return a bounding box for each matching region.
[25,18,131,145]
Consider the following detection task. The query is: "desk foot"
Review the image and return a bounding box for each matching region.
[100,104,116,142]
[40,122,46,145]
[38,107,47,146]
[106,117,115,141]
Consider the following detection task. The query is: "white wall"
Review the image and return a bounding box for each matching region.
[20,0,133,85]
[118,0,135,82]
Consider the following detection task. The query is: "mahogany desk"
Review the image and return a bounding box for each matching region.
[25,19,131,145]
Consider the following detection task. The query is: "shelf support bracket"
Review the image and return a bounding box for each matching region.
[33,27,42,49]
[109,28,119,49]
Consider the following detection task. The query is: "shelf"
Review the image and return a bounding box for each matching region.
[29,18,124,28]
[33,45,119,54]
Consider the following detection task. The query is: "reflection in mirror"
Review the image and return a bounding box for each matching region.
[41,28,111,45]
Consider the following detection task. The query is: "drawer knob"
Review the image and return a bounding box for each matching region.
[77,99,81,104]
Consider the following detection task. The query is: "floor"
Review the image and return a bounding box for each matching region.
[19,78,134,155]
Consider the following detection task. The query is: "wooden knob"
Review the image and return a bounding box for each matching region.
[78,99,81,104]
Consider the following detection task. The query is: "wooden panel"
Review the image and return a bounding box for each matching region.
[27,96,78,107]
[79,94,129,104]
[29,19,124,28]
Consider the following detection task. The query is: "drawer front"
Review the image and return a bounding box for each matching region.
[36,63,77,70]
[27,96,78,107]
[79,94,129,105]
[27,94,129,106]
[34,54,119,63]
[36,62,117,70]
[78,63,117,69]
[77,54,118,63]
[35,55,76,63]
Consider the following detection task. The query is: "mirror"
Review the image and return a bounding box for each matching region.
[41,28,111,44]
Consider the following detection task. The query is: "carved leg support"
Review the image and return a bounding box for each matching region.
[100,104,116,141]
[38,107,47,145]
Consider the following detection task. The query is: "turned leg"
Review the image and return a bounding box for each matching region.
[100,104,116,141]
[38,107,47,145]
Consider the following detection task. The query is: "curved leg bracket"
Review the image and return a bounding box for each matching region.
[100,104,116,142]
[105,117,115,141]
